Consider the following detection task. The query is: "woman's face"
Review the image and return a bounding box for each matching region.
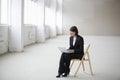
[70,31,76,36]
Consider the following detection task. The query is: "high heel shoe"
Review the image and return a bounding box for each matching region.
[62,73,68,77]
[56,74,62,78]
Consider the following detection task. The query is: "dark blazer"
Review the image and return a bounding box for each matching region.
[69,35,84,54]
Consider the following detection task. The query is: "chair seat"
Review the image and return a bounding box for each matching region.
[71,58,88,61]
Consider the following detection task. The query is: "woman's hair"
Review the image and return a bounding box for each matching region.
[70,26,78,35]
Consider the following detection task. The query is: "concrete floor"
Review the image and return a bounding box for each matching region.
[0,35,120,80]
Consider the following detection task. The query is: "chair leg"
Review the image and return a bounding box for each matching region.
[87,52,93,75]
[88,59,93,75]
[81,61,85,71]
[74,61,82,77]
[70,60,74,69]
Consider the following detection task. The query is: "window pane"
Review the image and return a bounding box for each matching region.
[1,0,8,24]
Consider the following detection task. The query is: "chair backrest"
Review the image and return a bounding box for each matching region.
[82,44,90,60]
[84,44,90,54]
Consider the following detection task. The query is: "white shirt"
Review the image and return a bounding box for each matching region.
[73,37,76,46]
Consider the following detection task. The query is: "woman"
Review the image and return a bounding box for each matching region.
[56,26,84,78]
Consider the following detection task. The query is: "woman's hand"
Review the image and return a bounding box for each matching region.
[67,49,74,53]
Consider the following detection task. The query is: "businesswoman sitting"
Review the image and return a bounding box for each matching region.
[56,26,84,78]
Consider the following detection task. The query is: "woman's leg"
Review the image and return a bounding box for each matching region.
[58,53,66,74]
[64,53,70,74]
[65,53,83,75]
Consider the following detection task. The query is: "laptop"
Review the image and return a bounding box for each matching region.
[58,47,73,53]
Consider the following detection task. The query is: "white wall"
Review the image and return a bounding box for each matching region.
[63,0,120,36]
[24,25,36,46]
[45,25,50,39]
[0,25,8,54]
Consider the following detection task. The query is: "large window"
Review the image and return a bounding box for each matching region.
[0,0,8,24]
[45,7,52,26]
[24,0,40,25]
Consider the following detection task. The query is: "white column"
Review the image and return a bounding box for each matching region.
[56,0,63,35]
[36,0,45,42]
[50,0,57,37]
[9,0,24,52]
[45,0,57,38]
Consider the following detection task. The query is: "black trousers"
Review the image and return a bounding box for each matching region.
[58,52,83,74]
